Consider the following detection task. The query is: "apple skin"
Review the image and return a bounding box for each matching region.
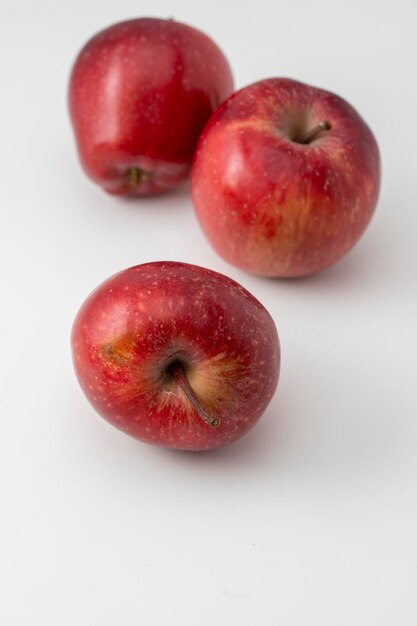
[191,78,381,277]
[71,262,280,451]
[68,18,234,196]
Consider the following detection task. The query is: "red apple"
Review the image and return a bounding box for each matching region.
[191,78,381,277]
[71,262,280,451]
[68,18,234,195]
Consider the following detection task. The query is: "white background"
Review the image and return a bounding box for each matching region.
[1,0,416,623]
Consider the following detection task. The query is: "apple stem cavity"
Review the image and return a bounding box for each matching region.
[168,361,221,428]
[126,167,150,186]
[297,120,332,145]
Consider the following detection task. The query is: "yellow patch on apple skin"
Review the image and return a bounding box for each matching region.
[238,193,315,276]
[296,175,314,237]
[349,198,362,224]
[187,352,247,412]
[225,117,277,136]
[101,334,138,366]
[154,351,248,426]
[99,334,153,406]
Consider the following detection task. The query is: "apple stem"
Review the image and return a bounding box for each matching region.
[168,361,221,428]
[126,167,150,186]
[298,120,332,144]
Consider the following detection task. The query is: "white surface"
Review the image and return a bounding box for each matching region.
[1,0,416,624]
